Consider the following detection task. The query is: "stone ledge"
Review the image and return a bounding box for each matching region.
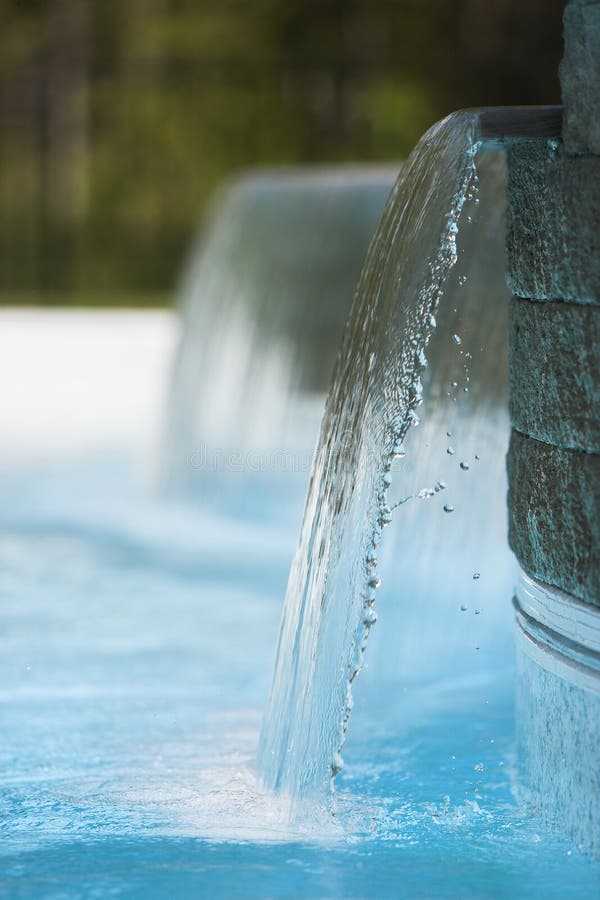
[507,430,600,606]
[509,296,600,452]
[506,142,600,304]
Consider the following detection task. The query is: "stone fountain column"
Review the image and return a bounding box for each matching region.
[506,0,600,857]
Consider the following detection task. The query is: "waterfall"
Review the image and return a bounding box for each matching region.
[257,112,510,806]
[160,168,397,498]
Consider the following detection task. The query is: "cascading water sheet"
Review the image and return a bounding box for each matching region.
[367,149,514,690]
[161,168,396,502]
[258,112,514,807]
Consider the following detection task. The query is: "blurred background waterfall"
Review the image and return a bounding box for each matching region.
[160,167,396,506]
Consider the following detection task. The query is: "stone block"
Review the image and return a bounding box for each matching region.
[560,0,600,155]
[509,296,600,452]
[506,141,600,304]
[507,430,600,606]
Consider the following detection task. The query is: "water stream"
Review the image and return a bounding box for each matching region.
[258,111,505,806]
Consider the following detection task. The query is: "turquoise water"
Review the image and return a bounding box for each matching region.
[1,462,599,897]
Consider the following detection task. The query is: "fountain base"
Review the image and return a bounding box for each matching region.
[514,571,600,857]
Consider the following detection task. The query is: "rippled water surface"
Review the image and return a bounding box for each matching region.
[1,460,599,897]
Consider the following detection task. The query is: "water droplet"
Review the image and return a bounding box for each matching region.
[460,604,467,612]
[368,576,381,589]
[474,763,485,773]
[436,480,446,491]
[474,609,481,615]
[460,461,469,471]
[378,509,392,527]
[331,753,344,777]
[458,275,467,285]
[446,431,452,437]
[452,334,462,345]
[447,446,455,455]
[475,454,480,461]
[363,608,378,627]
[451,381,458,388]
[473,572,480,580]
[463,387,469,393]
[443,504,454,513]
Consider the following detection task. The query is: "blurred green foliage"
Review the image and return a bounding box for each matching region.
[0,0,564,302]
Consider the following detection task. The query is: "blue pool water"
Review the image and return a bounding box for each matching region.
[1,460,599,897]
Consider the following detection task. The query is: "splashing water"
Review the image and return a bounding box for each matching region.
[258,112,484,806]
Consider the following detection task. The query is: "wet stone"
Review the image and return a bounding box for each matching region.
[506,142,600,304]
[560,0,600,156]
[507,430,600,606]
[509,296,600,452]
